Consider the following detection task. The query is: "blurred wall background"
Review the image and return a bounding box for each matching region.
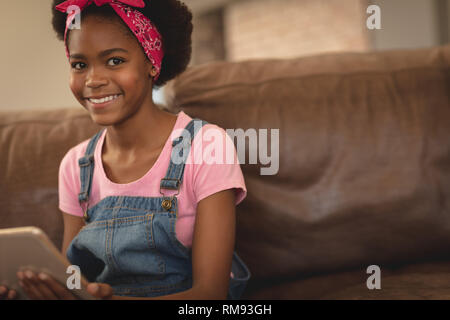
[0,0,448,111]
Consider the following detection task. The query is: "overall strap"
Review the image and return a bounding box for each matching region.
[160,118,208,195]
[78,128,106,213]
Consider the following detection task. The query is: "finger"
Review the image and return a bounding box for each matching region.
[0,285,8,300]
[20,277,45,300]
[18,271,41,300]
[38,273,77,300]
[87,283,113,299]
[0,287,17,300]
[29,274,59,300]
[21,270,55,300]
[7,289,17,300]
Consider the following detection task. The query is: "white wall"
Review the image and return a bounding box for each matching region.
[0,0,443,111]
[0,0,78,111]
[369,0,441,50]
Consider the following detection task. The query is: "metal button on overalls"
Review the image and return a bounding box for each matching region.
[161,199,172,210]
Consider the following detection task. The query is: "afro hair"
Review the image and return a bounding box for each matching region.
[51,0,193,88]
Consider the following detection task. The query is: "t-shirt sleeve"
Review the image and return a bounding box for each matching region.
[58,148,84,217]
[192,125,247,206]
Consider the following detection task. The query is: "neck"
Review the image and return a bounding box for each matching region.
[103,101,177,161]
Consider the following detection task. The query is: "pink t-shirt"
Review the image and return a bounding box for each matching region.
[58,110,247,248]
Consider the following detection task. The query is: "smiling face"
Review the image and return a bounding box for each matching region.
[67,14,157,126]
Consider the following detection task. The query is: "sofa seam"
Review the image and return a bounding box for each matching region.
[176,65,450,97]
[0,114,92,129]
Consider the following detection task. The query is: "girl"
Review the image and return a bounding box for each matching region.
[0,0,250,300]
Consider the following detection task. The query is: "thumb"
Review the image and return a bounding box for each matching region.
[87,283,114,299]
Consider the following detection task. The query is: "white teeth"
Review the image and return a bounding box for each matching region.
[88,95,119,104]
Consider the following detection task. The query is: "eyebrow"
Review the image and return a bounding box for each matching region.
[69,48,129,60]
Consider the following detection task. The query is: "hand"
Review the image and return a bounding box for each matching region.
[86,282,114,300]
[17,270,77,300]
[0,285,18,300]
[17,270,114,300]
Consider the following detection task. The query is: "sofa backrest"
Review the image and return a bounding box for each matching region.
[164,44,450,281]
[0,108,101,250]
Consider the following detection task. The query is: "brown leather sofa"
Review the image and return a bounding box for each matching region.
[1,44,450,299]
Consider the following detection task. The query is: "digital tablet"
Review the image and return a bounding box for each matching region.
[0,226,95,300]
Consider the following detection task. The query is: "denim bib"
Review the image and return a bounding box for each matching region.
[66,118,251,299]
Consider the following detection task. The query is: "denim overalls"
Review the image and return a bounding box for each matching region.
[66,118,251,299]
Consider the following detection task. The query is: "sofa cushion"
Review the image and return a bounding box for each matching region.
[165,44,450,285]
[0,108,101,250]
[244,259,450,299]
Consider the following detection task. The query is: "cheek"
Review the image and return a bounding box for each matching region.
[121,73,142,91]
[69,75,84,98]
[120,67,149,92]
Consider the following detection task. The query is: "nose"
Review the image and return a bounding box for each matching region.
[85,66,108,88]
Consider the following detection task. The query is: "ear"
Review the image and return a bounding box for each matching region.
[149,66,157,78]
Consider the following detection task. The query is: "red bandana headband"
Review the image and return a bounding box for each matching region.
[55,0,164,80]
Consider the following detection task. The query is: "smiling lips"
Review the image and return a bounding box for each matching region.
[87,94,121,104]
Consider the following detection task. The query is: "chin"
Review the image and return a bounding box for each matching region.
[88,113,116,127]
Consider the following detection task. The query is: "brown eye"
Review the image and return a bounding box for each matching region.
[71,62,86,70]
[107,58,124,66]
